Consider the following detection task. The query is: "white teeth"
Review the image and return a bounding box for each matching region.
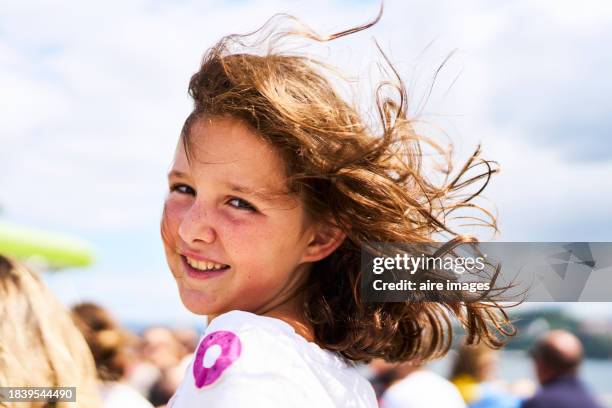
[185,256,227,271]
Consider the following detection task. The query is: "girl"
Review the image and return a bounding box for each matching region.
[161,9,513,408]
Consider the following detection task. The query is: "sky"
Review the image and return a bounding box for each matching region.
[1,0,611,325]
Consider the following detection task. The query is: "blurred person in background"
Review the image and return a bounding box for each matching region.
[172,327,199,355]
[379,361,466,408]
[450,343,520,408]
[140,327,186,373]
[147,327,198,407]
[522,330,602,408]
[124,326,182,401]
[125,332,162,398]
[0,255,102,408]
[71,302,154,408]
[451,341,520,408]
[148,364,187,408]
[136,326,186,406]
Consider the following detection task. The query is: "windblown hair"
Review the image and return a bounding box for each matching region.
[0,255,102,408]
[173,9,515,363]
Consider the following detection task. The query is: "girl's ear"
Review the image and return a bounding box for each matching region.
[302,221,346,263]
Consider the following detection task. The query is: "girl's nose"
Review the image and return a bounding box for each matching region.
[178,201,216,245]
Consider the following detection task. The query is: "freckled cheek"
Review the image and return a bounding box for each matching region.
[162,200,188,236]
[235,237,294,288]
[161,200,190,271]
[213,209,257,239]
[248,219,301,255]
[215,214,271,267]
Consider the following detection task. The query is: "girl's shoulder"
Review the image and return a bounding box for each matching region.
[168,310,377,408]
[205,310,342,360]
[205,309,306,341]
[199,310,368,386]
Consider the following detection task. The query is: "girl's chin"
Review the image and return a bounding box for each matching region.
[178,286,220,316]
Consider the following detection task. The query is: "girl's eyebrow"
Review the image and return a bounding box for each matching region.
[224,181,284,203]
[168,170,189,179]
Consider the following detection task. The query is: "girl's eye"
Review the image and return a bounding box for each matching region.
[170,183,195,196]
[169,185,254,211]
[227,198,256,212]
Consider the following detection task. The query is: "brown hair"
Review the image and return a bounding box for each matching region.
[170,9,515,363]
[71,302,132,382]
[0,255,102,408]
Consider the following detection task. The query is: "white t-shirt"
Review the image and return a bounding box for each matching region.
[168,310,377,408]
[381,370,466,408]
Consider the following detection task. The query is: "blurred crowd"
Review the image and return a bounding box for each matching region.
[369,332,603,408]
[70,302,199,408]
[0,254,605,408]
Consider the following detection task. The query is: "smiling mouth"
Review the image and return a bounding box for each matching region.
[182,255,230,272]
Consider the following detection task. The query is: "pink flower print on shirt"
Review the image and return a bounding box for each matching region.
[193,331,242,388]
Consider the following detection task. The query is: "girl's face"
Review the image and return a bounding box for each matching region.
[162,116,327,316]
